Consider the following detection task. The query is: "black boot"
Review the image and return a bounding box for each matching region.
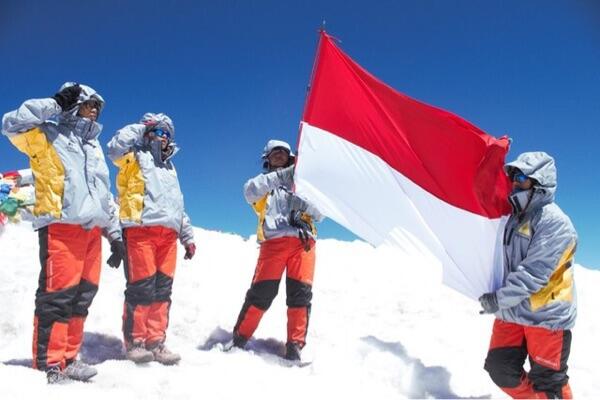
[224,333,248,351]
[284,342,302,361]
[232,333,248,349]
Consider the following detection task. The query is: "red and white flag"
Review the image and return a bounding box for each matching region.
[294,32,512,299]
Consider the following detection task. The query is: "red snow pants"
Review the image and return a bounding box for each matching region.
[33,223,101,370]
[234,236,315,347]
[122,226,177,348]
[484,319,572,399]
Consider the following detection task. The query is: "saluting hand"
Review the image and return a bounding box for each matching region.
[52,85,82,111]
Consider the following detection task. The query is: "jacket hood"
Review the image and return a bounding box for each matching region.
[57,82,104,139]
[139,113,175,138]
[505,152,557,191]
[261,139,296,170]
[262,139,295,158]
[59,82,105,113]
[505,151,557,213]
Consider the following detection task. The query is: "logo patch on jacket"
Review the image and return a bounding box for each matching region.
[518,221,531,237]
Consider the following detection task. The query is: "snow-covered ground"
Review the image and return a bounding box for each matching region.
[0,222,598,399]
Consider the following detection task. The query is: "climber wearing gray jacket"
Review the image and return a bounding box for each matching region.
[2,83,120,240]
[107,113,195,366]
[2,82,121,384]
[106,113,194,244]
[243,152,323,244]
[480,151,577,399]
[232,139,323,362]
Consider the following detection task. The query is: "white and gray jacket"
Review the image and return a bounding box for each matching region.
[496,152,577,330]
[244,166,323,243]
[2,96,121,241]
[107,122,194,246]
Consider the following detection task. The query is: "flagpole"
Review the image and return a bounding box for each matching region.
[292,24,327,192]
[301,22,326,121]
[294,23,326,149]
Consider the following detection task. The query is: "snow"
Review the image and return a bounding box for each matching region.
[0,222,598,399]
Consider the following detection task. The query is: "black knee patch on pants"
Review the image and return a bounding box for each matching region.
[155,272,174,303]
[71,279,99,317]
[285,278,312,307]
[245,280,280,310]
[125,275,156,305]
[484,346,527,388]
[35,286,78,323]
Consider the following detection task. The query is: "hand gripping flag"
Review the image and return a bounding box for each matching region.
[294,31,512,299]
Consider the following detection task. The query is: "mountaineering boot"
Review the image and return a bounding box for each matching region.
[64,359,97,381]
[223,333,248,352]
[284,342,302,361]
[126,341,154,364]
[148,342,181,365]
[46,365,72,384]
[232,333,248,349]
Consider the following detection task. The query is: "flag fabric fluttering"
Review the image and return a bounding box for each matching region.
[294,31,512,299]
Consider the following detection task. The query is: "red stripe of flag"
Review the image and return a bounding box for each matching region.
[302,32,511,218]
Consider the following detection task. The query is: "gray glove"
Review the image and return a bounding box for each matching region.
[478,292,499,314]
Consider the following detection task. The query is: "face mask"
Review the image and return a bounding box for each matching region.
[508,189,532,214]
[147,139,163,162]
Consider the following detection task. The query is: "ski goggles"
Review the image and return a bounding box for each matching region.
[511,171,529,184]
[153,128,171,139]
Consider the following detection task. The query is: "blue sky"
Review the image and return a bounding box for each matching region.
[1,1,598,268]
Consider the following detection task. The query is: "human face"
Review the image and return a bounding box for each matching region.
[267,148,290,169]
[158,135,169,150]
[511,171,534,191]
[77,100,100,121]
[152,128,171,149]
[146,130,170,150]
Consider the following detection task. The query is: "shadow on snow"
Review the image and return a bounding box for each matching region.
[2,331,125,368]
[198,326,285,358]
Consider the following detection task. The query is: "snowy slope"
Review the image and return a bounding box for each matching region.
[0,222,598,399]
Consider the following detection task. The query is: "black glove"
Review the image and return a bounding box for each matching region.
[289,209,312,232]
[107,239,126,269]
[478,292,499,314]
[52,85,82,111]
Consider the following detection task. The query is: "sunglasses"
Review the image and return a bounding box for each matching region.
[153,128,171,139]
[511,172,528,184]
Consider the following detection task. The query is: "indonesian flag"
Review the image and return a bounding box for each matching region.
[294,32,512,300]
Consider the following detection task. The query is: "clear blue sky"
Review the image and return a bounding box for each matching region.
[1,1,598,268]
